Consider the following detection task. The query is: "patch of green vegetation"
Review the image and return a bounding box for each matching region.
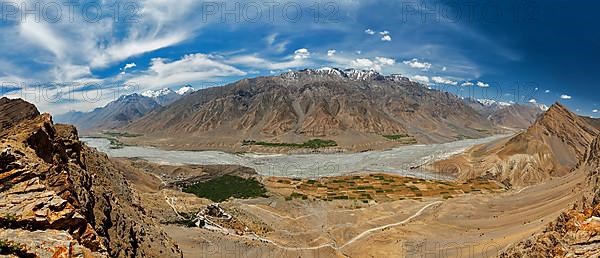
[107,137,127,149]
[165,212,198,228]
[103,132,142,138]
[242,139,337,149]
[289,192,308,200]
[1,214,18,228]
[408,186,420,191]
[0,239,32,257]
[183,175,267,202]
[382,134,418,144]
[382,134,410,140]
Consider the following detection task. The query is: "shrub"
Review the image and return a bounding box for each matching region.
[183,175,267,202]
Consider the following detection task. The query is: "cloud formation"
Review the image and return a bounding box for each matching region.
[126,53,246,89]
[403,58,432,71]
[476,81,490,88]
[412,75,430,84]
[432,76,457,85]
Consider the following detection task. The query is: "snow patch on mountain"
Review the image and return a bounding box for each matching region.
[141,88,174,98]
[476,99,514,107]
[176,85,195,95]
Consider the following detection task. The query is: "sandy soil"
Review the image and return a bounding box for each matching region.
[119,156,586,258]
[150,169,585,258]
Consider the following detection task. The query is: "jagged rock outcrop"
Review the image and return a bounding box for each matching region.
[430,103,599,186]
[500,136,600,257]
[0,98,181,257]
[0,97,39,132]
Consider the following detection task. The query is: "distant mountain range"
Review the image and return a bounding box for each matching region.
[54,85,195,132]
[462,97,546,129]
[121,68,501,151]
[54,68,550,151]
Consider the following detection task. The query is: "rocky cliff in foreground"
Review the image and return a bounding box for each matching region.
[500,135,600,257]
[0,98,181,257]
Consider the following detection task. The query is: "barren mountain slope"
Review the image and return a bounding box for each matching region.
[463,98,544,129]
[0,98,181,257]
[488,103,544,129]
[429,103,599,186]
[582,116,600,130]
[123,69,497,151]
[500,135,600,257]
[55,94,161,133]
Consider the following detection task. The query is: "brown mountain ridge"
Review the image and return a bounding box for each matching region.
[122,69,498,152]
[429,102,599,186]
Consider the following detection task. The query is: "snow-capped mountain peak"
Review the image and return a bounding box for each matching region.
[176,85,195,95]
[476,99,513,107]
[280,68,397,82]
[141,88,174,98]
[534,103,549,111]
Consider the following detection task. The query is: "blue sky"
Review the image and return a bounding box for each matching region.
[0,0,598,116]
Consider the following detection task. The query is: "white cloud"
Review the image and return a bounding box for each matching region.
[352,58,375,69]
[123,63,137,70]
[379,31,390,35]
[265,33,289,53]
[381,35,392,41]
[293,48,311,59]
[365,29,375,35]
[126,53,246,88]
[327,49,337,57]
[374,57,395,66]
[91,33,188,68]
[560,94,572,100]
[442,66,447,71]
[403,58,432,71]
[412,75,430,84]
[227,54,308,70]
[476,81,490,88]
[53,64,93,82]
[593,109,598,113]
[432,76,458,85]
[545,89,550,93]
[350,57,396,71]
[461,81,474,87]
[528,99,537,103]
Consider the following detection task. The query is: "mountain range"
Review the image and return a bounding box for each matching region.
[429,102,599,186]
[55,85,194,133]
[462,97,547,129]
[121,68,500,151]
[53,69,547,152]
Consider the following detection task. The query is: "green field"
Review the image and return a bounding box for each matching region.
[183,175,267,202]
[103,132,143,138]
[382,134,418,144]
[242,139,338,149]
